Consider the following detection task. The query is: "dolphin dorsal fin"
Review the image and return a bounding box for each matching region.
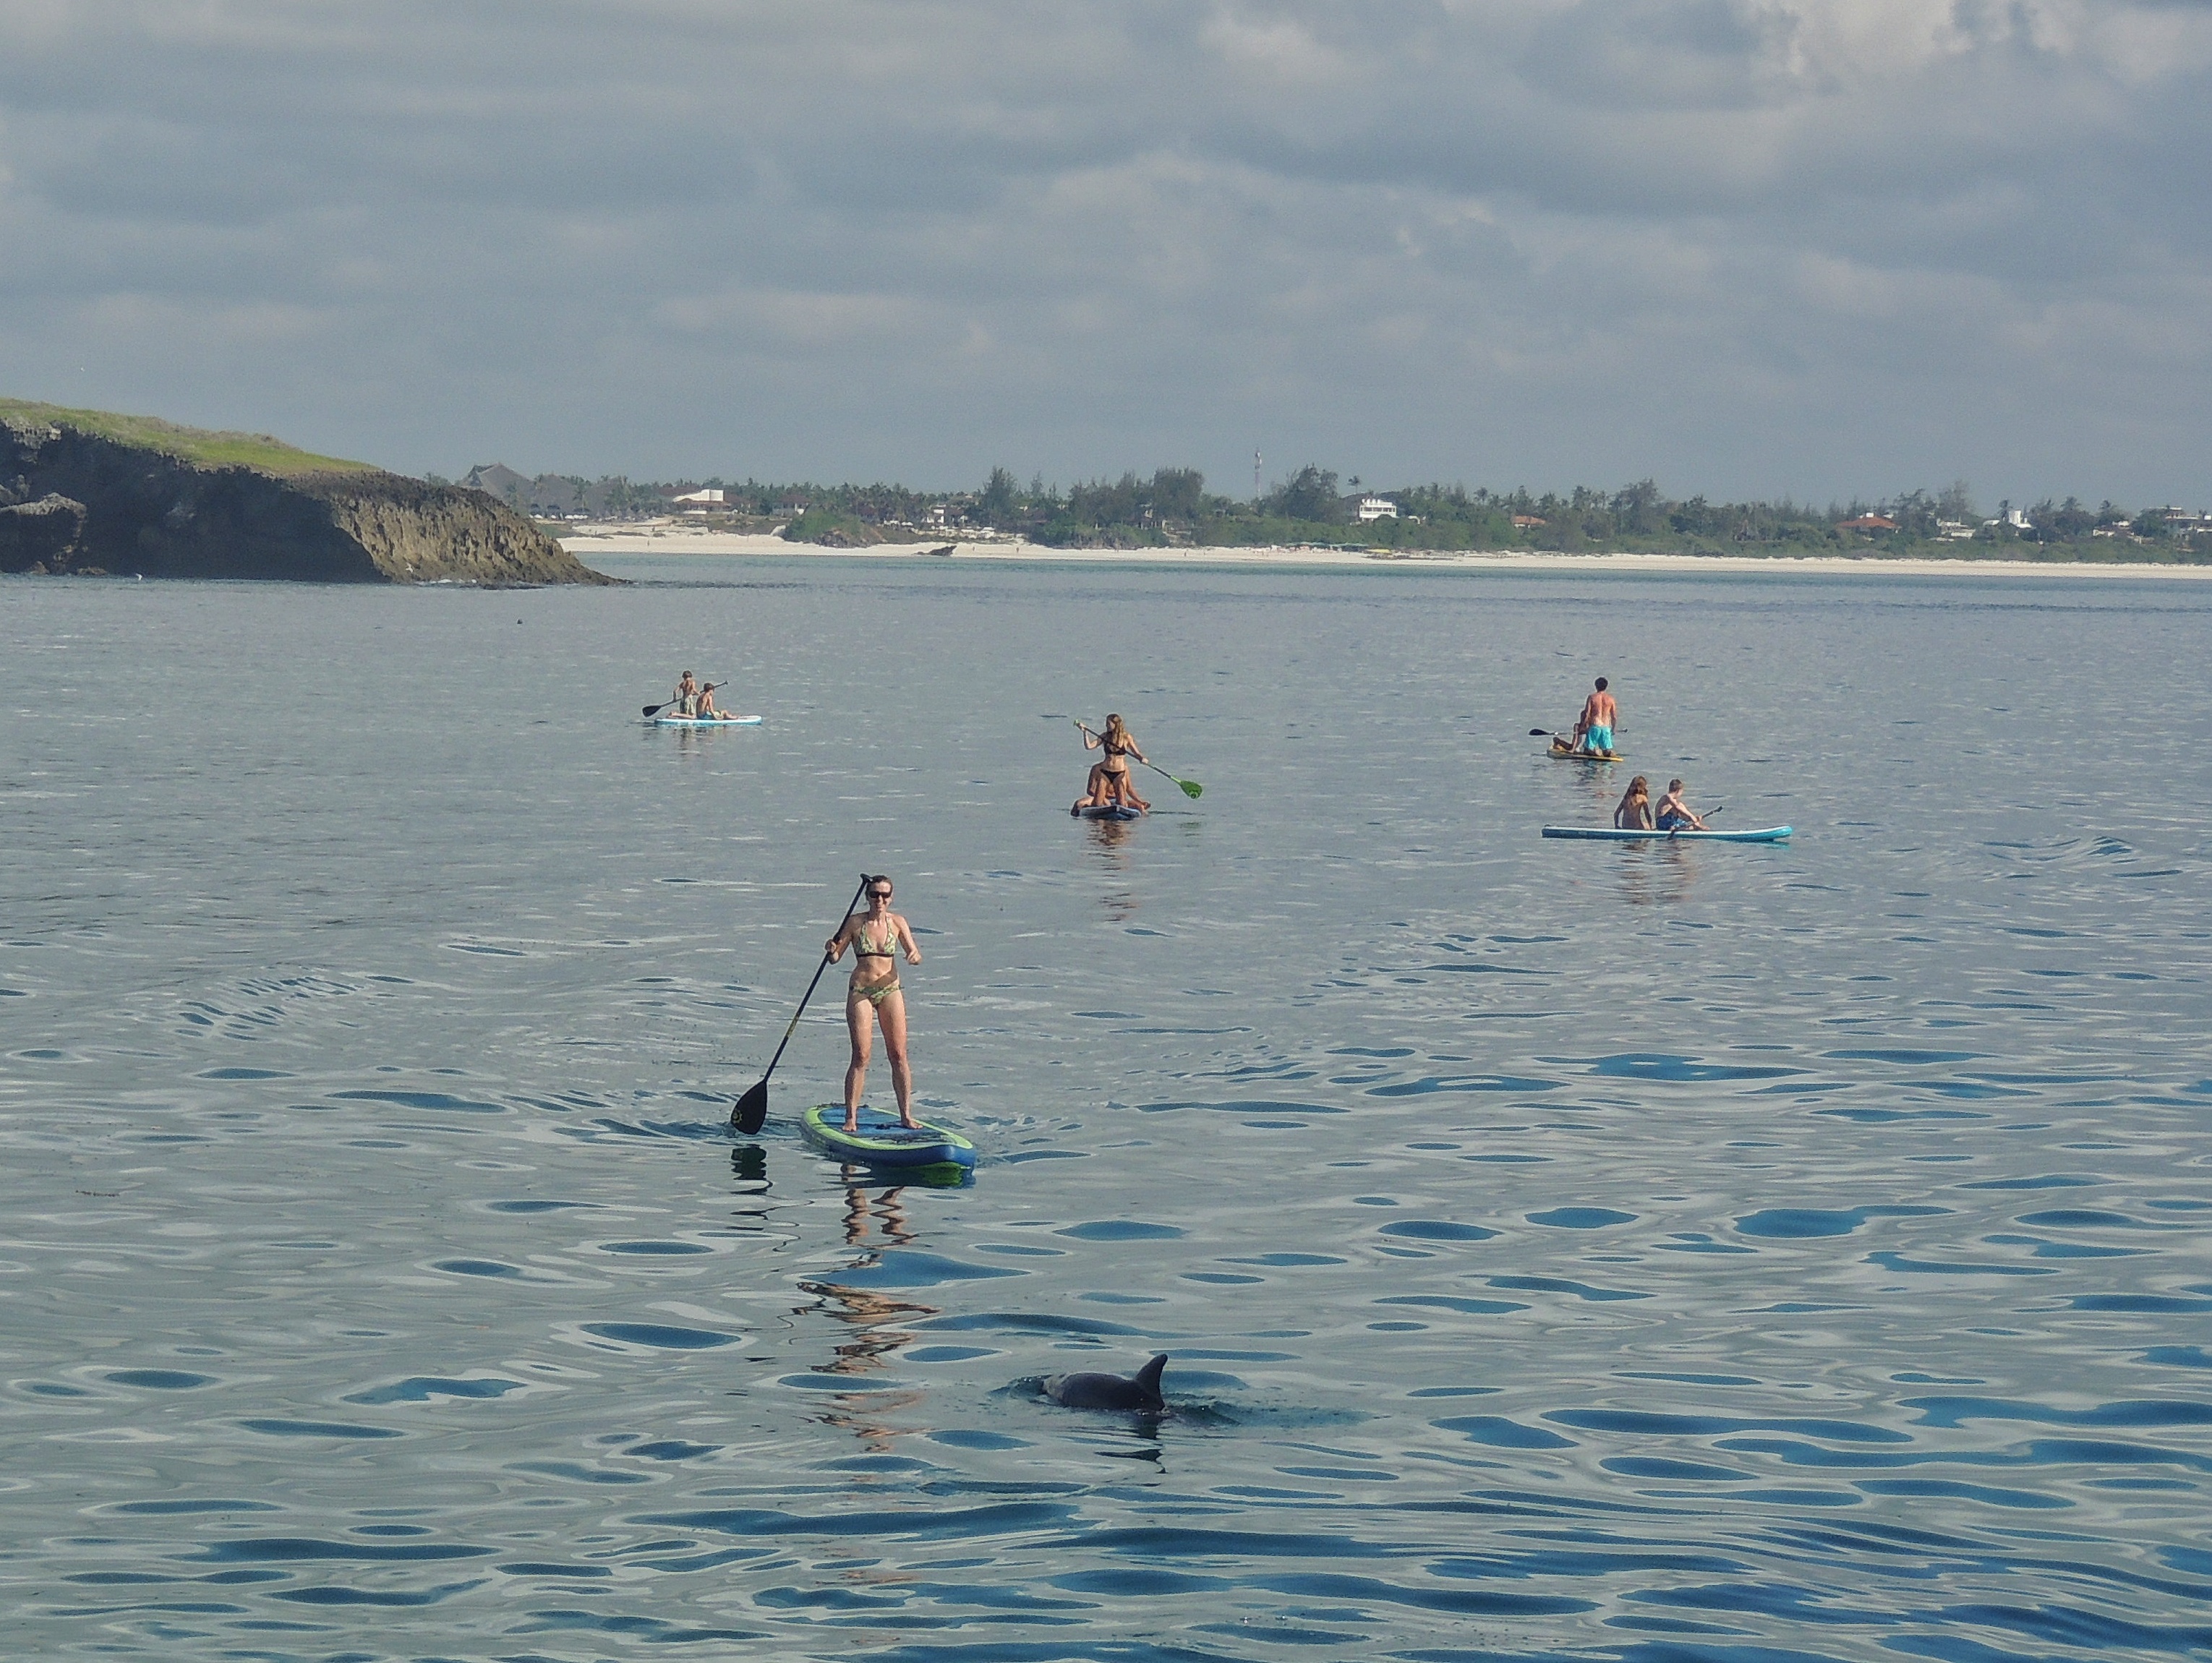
[1135,1354,1168,1403]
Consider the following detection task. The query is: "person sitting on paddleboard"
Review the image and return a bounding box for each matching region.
[694,681,723,719]
[1615,774,1654,830]
[1654,779,1707,832]
[670,670,700,717]
[1574,677,1617,756]
[1074,714,1151,814]
[826,874,922,1132]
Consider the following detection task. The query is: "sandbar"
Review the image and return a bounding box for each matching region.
[560,523,2212,581]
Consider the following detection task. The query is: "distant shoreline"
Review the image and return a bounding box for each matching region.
[560,523,2212,581]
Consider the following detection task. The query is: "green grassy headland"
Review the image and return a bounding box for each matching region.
[0,399,378,479]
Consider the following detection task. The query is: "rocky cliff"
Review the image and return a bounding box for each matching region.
[0,401,612,584]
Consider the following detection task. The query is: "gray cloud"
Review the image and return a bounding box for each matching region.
[2,0,2207,502]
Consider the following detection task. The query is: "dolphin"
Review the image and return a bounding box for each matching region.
[1041,1353,1168,1412]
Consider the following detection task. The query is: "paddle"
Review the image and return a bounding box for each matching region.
[730,874,870,1136]
[643,681,720,719]
[1663,805,1723,837]
[1075,720,1203,799]
[1144,759,1203,799]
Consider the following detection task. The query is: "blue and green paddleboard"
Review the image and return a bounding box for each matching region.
[800,1104,977,1170]
[649,713,762,727]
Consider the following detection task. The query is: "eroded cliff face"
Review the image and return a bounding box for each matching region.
[0,411,612,585]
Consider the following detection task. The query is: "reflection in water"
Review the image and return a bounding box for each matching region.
[1085,815,1140,919]
[840,1178,919,1251]
[800,1181,941,1451]
[1086,814,1136,853]
[725,1145,775,1243]
[645,722,706,758]
[1096,1437,1166,1465]
[1615,842,1697,908]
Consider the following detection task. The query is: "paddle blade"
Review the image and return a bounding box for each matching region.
[643,704,662,717]
[731,1080,768,1135]
[1178,778,1203,798]
[1529,728,1553,737]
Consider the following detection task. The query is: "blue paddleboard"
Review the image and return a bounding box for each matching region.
[1542,825,1792,843]
[649,714,761,727]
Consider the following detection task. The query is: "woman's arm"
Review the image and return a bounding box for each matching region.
[824,920,853,960]
[895,915,922,964]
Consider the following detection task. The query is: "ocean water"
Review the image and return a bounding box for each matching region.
[2,553,2208,1663]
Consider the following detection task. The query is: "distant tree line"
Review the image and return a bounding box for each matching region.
[445,461,2211,560]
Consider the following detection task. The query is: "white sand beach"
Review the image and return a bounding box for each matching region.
[560,522,2212,581]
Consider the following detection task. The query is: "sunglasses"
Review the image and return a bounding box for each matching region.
[868,889,892,899]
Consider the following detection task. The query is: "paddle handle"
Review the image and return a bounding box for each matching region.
[756,875,870,1086]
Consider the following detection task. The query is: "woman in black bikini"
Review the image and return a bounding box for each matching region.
[1074,714,1151,813]
[825,875,922,1131]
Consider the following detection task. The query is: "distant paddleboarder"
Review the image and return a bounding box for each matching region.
[668,670,701,717]
[1574,677,1618,757]
[824,875,921,1133]
[1074,714,1151,814]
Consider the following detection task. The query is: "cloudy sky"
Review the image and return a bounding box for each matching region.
[3,1,2207,504]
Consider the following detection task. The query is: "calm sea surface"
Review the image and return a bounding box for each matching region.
[4,554,2209,1662]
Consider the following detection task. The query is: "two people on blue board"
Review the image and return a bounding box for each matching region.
[667,670,727,719]
[1615,774,1709,832]
[1566,677,1618,757]
[1073,714,1151,814]
[824,874,922,1132]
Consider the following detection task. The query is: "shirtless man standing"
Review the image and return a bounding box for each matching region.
[1574,677,1618,757]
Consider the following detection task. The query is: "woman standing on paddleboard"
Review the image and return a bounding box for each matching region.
[825,875,922,1132]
